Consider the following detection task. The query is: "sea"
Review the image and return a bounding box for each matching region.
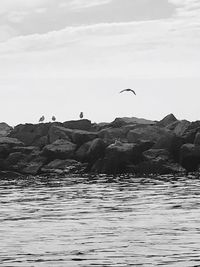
[0,174,200,266]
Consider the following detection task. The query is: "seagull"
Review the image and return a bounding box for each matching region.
[79,112,83,119]
[52,116,56,122]
[39,116,45,123]
[119,88,136,95]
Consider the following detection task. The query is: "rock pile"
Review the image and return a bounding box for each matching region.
[1,114,200,176]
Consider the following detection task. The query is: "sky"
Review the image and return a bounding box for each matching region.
[0,0,200,126]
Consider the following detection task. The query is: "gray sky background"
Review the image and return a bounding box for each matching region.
[0,0,200,125]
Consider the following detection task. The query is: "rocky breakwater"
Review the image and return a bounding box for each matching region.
[1,114,200,176]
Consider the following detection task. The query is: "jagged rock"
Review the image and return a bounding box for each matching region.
[41,159,84,173]
[111,117,155,128]
[157,114,177,127]
[0,137,24,159]
[98,127,128,143]
[9,123,51,146]
[180,144,200,172]
[194,132,200,145]
[134,149,184,174]
[63,119,92,131]
[91,122,110,131]
[153,133,184,161]
[180,121,200,143]
[0,123,13,137]
[91,142,142,174]
[71,130,98,146]
[76,141,92,162]
[12,146,39,154]
[42,139,76,160]
[127,125,170,143]
[76,138,107,163]
[22,156,47,175]
[48,125,72,143]
[49,125,97,146]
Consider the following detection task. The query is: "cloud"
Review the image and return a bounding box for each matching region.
[68,0,113,9]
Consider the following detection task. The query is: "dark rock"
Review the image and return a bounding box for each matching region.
[180,121,200,143]
[180,144,200,172]
[153,133,184,161]
[43,139,76,160]
[0,137,24,159]
[194,132,200,145]
[9,123,51,146]
[134,149,184,174]
[87,138,106,162]
[63,119,92,131]
[48,125,71,143]
[127,125,170,143]
[157,113,177,127]
[76,141,92,162]
[71,130,98,146]
[22,156,47,175]
[111,117,155,128]
[98,127,128,143]
[0,123,13,137]
[92,142,142,174]
[12,146,39,154]
[0,171,21,179]
[41,159,84,173]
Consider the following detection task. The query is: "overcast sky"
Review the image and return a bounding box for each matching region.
[0,0,200,126]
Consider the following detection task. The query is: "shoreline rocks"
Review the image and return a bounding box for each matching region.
[1,114,200,177]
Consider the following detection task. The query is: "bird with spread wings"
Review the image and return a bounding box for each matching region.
[119,88,136,95]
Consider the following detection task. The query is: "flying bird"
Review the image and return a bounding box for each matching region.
[119,88,136,95]
[79,112,83,119]
[52,116,56,122]
[39,116,45,123]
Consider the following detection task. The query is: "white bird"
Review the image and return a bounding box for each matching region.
[52,116,56,122]
[79,112,83,119]
[119,88,136,95]
[39,116,45,123]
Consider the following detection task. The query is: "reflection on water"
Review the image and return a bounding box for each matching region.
[0,174,200,266]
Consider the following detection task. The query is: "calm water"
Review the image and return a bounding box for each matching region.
[0,174,200,267]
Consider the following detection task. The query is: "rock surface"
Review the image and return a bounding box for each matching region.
[1,114,200,176]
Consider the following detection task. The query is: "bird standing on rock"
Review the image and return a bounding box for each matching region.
[119,88,136,95]
[52,116,56,122]
[39,116,45,123]
[79,112,83,119]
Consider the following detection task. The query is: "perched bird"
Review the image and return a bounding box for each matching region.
[79,112,83,119]
[52,116,56,122]
[39,116,45,123]
[119,88,136,95]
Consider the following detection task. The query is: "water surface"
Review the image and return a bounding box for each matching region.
[0,174,200,266]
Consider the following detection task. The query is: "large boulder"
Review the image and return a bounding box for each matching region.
[157,114,177,127]
[180,144,200,172]
[181,121,200,143]
[49,125,97,146]
[63,119,92,131]
[111,117,155,128]
[98,127,128,143]
[9,123,51,147]
[48,125,72,143]
[153,133,184,161]
[42,139,76,160]
[92,142,142,174]
[0,137,24,159]
[41,159,84,174]
[0,123,13,137]
[76,138,106,163]
[134,149,185,174]
[127,125,170,143]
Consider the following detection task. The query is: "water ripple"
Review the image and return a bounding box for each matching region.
[0,175,200,266]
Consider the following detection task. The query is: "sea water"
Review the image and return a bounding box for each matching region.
[0,174,200,266]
